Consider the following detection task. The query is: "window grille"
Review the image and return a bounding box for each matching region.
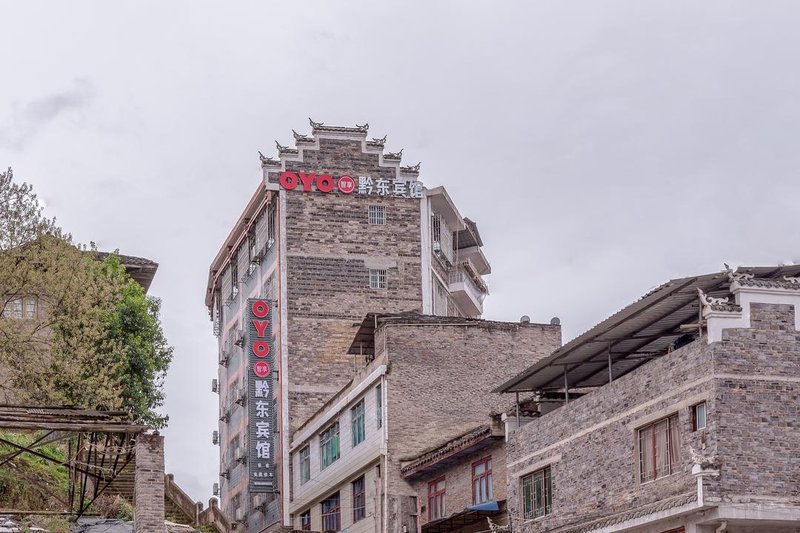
[351,400,366,447]
[368,205,386,225]
[431,214,454,265]
[522,466,552,519]
[300,511,311,531]
[231,256,239,298]
[369,269,387,290]
[320,422,340,469]
[267,200,276,243]
[321,492,340,532]
[352,476,366,522]
[299,446,310,485]
[376,385,383,429]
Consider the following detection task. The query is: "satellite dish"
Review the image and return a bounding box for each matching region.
[520,315,531,324]
[550,317,561,326]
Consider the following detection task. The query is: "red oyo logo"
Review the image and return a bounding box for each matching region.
[279,171,356,194]
[254,361,271,378]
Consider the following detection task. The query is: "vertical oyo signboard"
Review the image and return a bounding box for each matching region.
[247,298,276,492]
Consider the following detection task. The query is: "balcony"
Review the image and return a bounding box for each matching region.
[448,261,489,317]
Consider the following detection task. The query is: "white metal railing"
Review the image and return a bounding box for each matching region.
[449,266,488,304]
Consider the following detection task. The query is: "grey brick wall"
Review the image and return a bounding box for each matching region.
[134,433,166,533]
[382,320,561,533]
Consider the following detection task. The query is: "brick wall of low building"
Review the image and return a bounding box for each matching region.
[709,302,800,502]
[505,300,800,533]
[409,439,507,529]
[134,433,166,533]
[266,138,425,431]
[383,320,562,533]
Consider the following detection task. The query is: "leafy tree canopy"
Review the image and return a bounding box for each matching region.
[0,167,172,428]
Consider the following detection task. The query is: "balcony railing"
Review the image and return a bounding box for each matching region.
[448,263,489,311]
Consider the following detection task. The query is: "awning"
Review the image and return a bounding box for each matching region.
[422,500,506,533]
[468,501,500,512]
[494,264,800,394]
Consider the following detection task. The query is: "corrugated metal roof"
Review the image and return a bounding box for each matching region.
[495,264,800,394]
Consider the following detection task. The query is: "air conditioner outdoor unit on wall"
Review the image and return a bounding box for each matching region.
[212,482,219,496]
[433,241,441,252]
[211,379,219,393]
[212,431,219,445]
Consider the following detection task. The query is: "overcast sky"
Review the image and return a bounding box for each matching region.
[2,1,799,503]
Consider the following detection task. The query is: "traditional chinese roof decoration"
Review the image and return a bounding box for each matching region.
[400,162,421,174]
[697,289,742,313]
[384,148,403,160]
[308,117,369,134]
[563,492,698,533]
[735,276,800,290]
[292,129,314,143]
[275,140,298,155]
[367,135,387,147]
[258,151,280,167]
[495,263,800,394]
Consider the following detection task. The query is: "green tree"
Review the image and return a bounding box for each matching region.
[0,167,172,428]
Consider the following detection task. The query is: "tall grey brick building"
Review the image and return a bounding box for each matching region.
[205,120,491,531]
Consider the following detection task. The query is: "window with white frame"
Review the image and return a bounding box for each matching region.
[299,446,310,485]
[368,205,386,225]
[692,402,706,431]
[351,399,365,447]
[369,269,387,290]
[522,466,552,519]
[320,422,340,470]
[638,414,680,483]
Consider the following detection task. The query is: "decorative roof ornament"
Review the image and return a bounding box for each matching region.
[401,162,421,173]
[292,129,313,143]
[309,118,324,128]
[258,151,279,166]
[275,140,289,151]
[724,263,754,282]
[384,148,403,160]
[697,288,730,307]
[688,446,720,470]
[368,135,387,146]
[355,122,369,132]
[784,275,800,284]
[487,517,510,533]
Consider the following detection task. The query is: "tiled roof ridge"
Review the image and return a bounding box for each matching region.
[400,425,492,473]
[309,117,369,134]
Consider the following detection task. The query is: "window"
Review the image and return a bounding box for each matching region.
[2,297,36,319]
[433,279,448,317]
[267,200,276,243]
[521,466,551,520]
[299,446,310,485]
[368,205,386,225]
[352,476,366,522]
[351,400,365,447]
[300,510,311,531]
[428,477,446,521]
[638,414,680,483]
[248,228,256,262]
[321,492,340,532]
[376,385,383,429]
[320,422,340,469]
[692,402,707,431]
[431,214,454,265]
[369,269,387,290]
[472,457,493,504]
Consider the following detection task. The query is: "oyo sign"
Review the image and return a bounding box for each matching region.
[279,171,423,198]
[279,172,356,194]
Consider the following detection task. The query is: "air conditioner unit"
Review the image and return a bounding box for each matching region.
[220,469,229,480]
[236,446,247,464]
[220,411,230,423]
[211,379,219,393]
[234,331,245,347]
[212,431,219,445]
[212,482,219,496]
[268,238,275,249]
[235,388,247,406]
[235,508,246,522]
[433,241,441,252]
[219,352,229,368]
